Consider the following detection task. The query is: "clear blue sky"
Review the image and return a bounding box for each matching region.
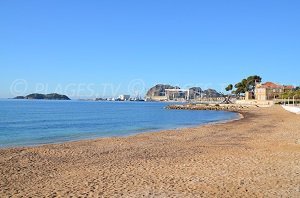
[1,0,299,98]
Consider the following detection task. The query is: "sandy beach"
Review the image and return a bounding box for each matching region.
[0,105,300,197]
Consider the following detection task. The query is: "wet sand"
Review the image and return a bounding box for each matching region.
[0,106,300,197]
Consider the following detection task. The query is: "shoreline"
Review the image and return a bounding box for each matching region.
[0,109,242,150]
[1,105,299,197]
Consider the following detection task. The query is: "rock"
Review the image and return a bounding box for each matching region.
[166,104,245,112]
[146,84,222,99]
[13,96,25,99]
[188,87,202,99]
[13,93,71,100]
[202,89,223,98]
[146,84,180,97]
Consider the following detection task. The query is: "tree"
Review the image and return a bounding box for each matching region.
[281,89,300,99]
[221,84,234,104]
[234,75,262,95]
[225,84,233,92]
[234,79,247,95]
[246,75,262,92]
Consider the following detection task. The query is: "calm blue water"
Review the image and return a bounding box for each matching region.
[0,100,238,148]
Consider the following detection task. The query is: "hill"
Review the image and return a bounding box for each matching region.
[13,93,71,100]
[146,84,222,99]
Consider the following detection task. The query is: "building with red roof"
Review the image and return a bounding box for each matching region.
[255,82,294,100]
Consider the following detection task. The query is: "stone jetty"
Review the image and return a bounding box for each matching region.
[166,103,254,112]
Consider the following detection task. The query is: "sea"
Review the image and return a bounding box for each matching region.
[0,100,239,148]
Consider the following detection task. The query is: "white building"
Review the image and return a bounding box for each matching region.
[118,95,130,101]
[164,89,190,101]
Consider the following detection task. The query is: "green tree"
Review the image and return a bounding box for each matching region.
[234,75,262,95]
[281,89,300,99]
[225,84,233,92]
[234,79,247,95]
[246,75,262,92]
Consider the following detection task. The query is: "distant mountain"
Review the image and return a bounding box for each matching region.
[188,87,222,98]
[13,93,71,100]
[189,87,202,99]
[13,96,26,99]
[146,84,180,97]
[146,84,222,100]
[202,89,223,98]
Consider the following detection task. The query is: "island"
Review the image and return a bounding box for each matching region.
[13,93,71,100]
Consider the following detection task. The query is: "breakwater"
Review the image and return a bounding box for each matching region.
[166,104,252,112]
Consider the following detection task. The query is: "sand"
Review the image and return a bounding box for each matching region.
[0,105,300,197]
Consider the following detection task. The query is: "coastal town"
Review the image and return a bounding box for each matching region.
[12,75,300,115]
[92,75,300,115]
[1,0,300,197]
[147,76,300,114]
